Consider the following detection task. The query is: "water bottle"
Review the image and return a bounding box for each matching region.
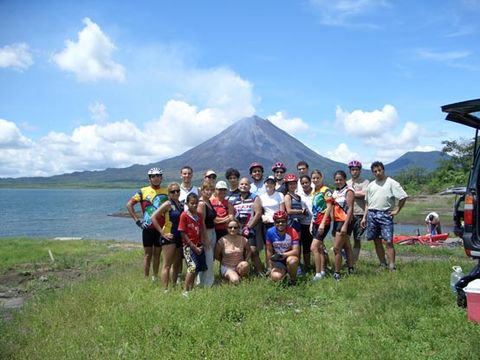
[450,266,464,293]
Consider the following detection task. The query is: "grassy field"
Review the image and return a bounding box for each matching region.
[395,194,458,228]
[1,238,479,359]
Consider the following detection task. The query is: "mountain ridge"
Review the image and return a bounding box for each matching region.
[0,116,447,187]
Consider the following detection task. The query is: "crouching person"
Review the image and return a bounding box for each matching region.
[215,220,251,284]
[179,193,208,296]
[266,211,300,285]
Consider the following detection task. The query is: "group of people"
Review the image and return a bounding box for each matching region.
[126,159,408,295]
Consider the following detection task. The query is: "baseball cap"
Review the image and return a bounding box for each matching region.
[205,170,216,177]
[215,180,228,189]
[264,175,276,183]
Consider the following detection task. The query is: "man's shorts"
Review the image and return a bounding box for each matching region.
[272,259,287,272]
[366,210,394,242]
[331,221,353,236]
[183,246,207,274]
[142,228,161,247]
[312,222,331,241]
[352,214,366,242]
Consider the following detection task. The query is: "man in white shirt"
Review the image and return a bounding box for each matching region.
[179,166,198,203]
[361,161,408,271]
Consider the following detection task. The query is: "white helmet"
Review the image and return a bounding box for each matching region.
[147,167,163,176]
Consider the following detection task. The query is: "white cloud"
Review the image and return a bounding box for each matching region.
[52,18,125,82]
[336,104,397,137]
[325,143,359,163]
[309,0,389,27]
[0,95,255,177]
[267,111,309,134]
[0,119,32,148]
[0,43,33,70]
[416,49,470,62]
[89,102,109,122]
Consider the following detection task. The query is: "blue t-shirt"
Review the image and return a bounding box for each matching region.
[265,226,299,254]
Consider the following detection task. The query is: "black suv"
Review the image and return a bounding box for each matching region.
[442,99,480,306]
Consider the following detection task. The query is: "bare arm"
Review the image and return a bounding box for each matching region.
[341,190,355,234]
[243,237,252,261]
[283,244,300,258]
[247,197,262,228]
[150,200,171,237]
[126,199,139,222]
[390,197,407,217]
[214,238,223,262]
[266,243,274,269]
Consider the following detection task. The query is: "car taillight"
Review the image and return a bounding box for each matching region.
[464,194,474,226]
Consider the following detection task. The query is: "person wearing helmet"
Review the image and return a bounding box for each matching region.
[272,162,287,194]
[249,162,266,196]
[346,160,369,265]
[265,211,300,284]
[284,173,305,233]
[126,167,169,280]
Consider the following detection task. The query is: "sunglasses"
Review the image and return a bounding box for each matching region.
[206,175,217,179]
[228,226,239,229]
[274,220,286,225]
[149,174,162,178]
[169,189,180,194]
[275,170,285,174]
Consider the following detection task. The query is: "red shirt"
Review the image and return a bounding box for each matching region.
[178,211,203,246]
[211,197,229,230]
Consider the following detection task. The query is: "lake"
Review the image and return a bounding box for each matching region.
[0,188,140,242]
[0,188,450,242]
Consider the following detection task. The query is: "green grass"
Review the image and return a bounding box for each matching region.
[1,238,479,359]
[0,238,137,272]
[395,195,457,227]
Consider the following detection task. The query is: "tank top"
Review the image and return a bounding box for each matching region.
[332,185,354,222]
[167,200,183,241]
[220,236,246,268]
[286,193,303,231]
[200,199,216,229]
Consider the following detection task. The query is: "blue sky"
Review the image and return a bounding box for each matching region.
[1,0,479,178]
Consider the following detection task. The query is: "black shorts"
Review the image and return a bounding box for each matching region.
[331,221,353,236]
[300,224,313,254]
[142,228,161,247]
[161,235,182,248]
[312,223,331,241]
[272,259,287,271]
[352,215,366,241]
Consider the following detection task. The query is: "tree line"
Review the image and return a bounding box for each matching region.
[396,137,476,194]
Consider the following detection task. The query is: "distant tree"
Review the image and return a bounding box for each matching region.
[435,137,478,188]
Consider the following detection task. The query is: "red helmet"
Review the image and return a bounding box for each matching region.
[271,162,286,172]
[249,162,264,173]
[348,160,362,169]
[284,173,298,183]
[273,211,288,222]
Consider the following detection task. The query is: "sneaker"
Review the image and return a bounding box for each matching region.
[389,265,397,272]
[151,276,158,282]
[333,272,341,282]
[287,279,297,287]
[312,272,326,281]
[182,291,189,298]
[296,266,303,276]
[348,267,354,274]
